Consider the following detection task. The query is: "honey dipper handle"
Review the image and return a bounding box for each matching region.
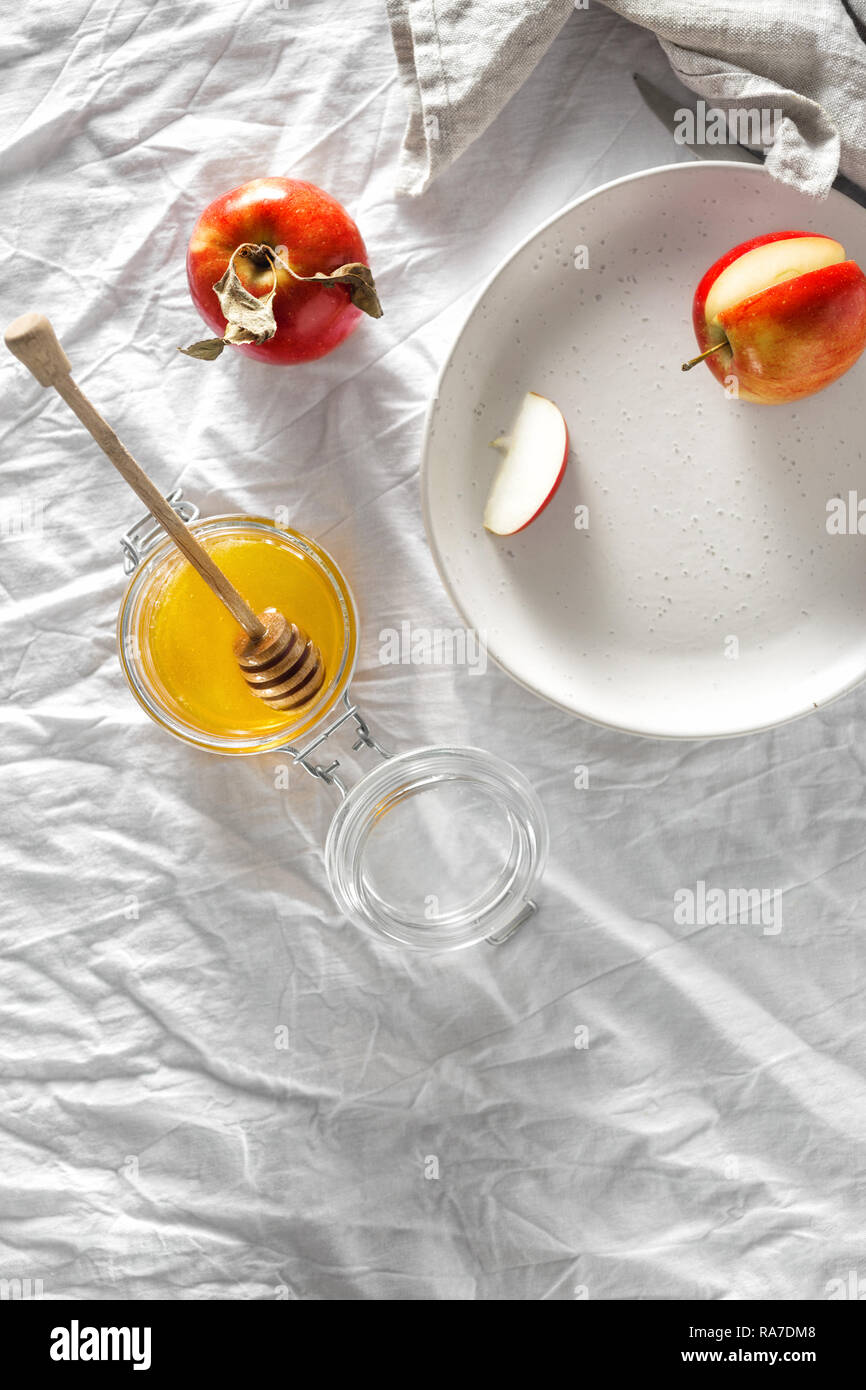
[5,314,265,643]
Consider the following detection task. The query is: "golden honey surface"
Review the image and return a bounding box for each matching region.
[143,532,346,737]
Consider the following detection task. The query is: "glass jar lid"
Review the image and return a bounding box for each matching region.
[324,745,549,951]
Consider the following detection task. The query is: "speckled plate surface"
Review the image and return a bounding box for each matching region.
[421,161,866,738]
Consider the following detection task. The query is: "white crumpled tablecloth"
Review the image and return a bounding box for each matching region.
[1,0,865,1301]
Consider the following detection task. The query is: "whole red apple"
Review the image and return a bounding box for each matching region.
[688,230,866,403]
[185,177,379,365]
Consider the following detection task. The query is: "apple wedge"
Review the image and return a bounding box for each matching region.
[483,391,569,535]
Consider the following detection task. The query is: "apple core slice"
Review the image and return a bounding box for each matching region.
[704,236,845,324]
[483,391,569,536]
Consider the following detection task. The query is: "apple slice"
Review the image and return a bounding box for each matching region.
[483,391,569,535]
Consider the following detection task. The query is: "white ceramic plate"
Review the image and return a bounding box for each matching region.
[421,162,866,738]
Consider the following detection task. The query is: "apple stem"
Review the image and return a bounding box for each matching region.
[681,340,728,372]
[241,244,275,270]
[232,241,279,281]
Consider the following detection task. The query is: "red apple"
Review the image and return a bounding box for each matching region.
[185,177,378,364]
[689,230,866,403]
[483,392,569,535]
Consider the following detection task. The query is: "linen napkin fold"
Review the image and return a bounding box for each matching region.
[386,0,866,197]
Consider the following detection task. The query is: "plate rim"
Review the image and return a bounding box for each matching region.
[419,159,865,741]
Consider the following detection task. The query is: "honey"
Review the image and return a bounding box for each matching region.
[128,522,354,742]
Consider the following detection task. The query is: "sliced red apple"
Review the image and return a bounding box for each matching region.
[688,230,866,403]
[483,391,569,535]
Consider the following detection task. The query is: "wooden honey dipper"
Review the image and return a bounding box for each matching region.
[5,313,325,712]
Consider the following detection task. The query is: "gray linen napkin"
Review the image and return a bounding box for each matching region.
[387,0,866,197]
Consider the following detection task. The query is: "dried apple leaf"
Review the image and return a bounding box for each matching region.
[308,263,383,318]
[212,262,278,344]
[177,338,226,360]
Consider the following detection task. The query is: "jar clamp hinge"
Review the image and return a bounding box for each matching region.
[121,489,200,572]
[282,693,390,798]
